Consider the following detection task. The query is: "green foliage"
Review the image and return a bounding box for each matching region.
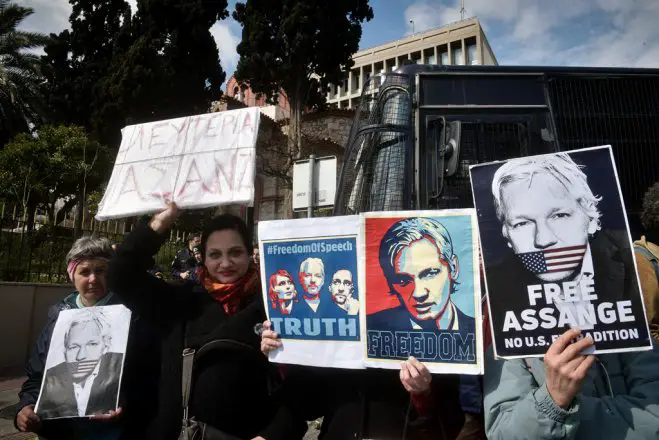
[0,0,51,145]
[41,0,133,144]
[0,125,111,223]
[42,0,230,149]
[232,0,373,114]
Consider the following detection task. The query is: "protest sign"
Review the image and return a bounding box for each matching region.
[470,146,652,359]
[35,305,131,419]
[259,216,363,369]
[96,108,260,220]
[361,210,484,375]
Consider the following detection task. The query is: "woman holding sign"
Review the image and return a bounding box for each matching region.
[14,237,129,439]
[108,203,306,440]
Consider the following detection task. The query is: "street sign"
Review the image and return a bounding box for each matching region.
[292,156,337,212]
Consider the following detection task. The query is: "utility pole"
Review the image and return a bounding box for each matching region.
[460,0,466,20]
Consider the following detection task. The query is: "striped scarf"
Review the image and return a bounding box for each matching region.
[197,263,260,315]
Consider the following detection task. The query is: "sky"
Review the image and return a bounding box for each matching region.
[15,0,659,91]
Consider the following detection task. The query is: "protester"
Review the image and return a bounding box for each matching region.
[634,182,659,342]
[188,245,204,282]
[14,237,124,439]
[260,323,485,440]
[253,247,260,266]
[483,328,659,439]
[108,203,306,440]
[171,232,201,280]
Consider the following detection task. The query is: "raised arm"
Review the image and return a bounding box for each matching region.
[108,204,181,313]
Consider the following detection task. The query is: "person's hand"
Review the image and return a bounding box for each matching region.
[250,437,266,440]
[180,271,190,280]
[400,356,432,395]
[544,328,596,409]
[260,321,282,354]
[149,202,180,234]
[16,404,40,432]
[89,407,123,421]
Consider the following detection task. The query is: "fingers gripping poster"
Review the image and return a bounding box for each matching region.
[96,107,260,220]
[361,210,484,375]
[35,305,131,419]
[259,216,363,369]
[470,146,652,359]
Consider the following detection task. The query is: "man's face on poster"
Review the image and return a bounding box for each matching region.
[274,274,296,301]
[500,173,595,282]
[65,321,106,382]
[329,270,353,305]
[390,238,455,322]
[300,261,324,295]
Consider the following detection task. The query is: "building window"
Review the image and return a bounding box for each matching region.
[341,76,349,92]
[426,54,436,65]
[452,46,464,65]
[467,42,478,65]
[440,51,449,65]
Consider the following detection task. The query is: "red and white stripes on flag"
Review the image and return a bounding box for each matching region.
[75,360,98,375]
[519,245,587,274]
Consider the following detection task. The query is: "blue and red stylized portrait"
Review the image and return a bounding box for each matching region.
[364,213,479,365]
[262,236,360,342]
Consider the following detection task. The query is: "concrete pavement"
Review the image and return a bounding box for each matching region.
[0,377,34,439]
[0,376,318,440]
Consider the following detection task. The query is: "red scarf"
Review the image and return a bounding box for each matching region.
[197,264,260,315]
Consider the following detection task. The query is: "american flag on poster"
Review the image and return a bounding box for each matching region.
[518,245,587,274]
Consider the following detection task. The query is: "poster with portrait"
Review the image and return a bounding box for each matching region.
[259,216,363,369]
[361,210,484,375]
[35,305,131,419]
[470,146,653,359]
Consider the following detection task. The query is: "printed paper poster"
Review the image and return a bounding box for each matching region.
[361,210,484,375]
[259,216,363,369]
[96,107,260,220]
[35,305,131,419]
[470,146,652,359]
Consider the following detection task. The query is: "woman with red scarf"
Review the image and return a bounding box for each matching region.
[108,203,306,440]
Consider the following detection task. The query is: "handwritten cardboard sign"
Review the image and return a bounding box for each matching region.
[96,108,260,220]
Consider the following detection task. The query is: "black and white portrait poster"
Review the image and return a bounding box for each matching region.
[35,305,131,419]
[470,146,652,359]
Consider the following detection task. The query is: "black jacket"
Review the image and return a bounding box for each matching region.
[278,365,467,440]
[171,248,197,280]
[108,222,306,440]
[37,352,123,419]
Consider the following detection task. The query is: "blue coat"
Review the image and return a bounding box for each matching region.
[484,342,659,439]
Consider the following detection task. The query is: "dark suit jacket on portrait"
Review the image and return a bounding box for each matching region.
[37,352,124,419]
[486,229,649,354]
[367,302,476,336]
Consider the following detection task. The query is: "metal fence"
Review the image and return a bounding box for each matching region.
[0,206,194,283]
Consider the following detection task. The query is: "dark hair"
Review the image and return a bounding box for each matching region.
[641,182,659,235]
[200,214,252,261]
[188,232,201,243]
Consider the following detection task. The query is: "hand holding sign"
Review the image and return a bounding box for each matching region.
[16,405,41,433]
[149,202,181,234]
[544,328,596,409]
[400,356,432,395]
[259,321,282,354]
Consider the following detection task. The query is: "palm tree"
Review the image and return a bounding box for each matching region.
[0,0,50,144]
